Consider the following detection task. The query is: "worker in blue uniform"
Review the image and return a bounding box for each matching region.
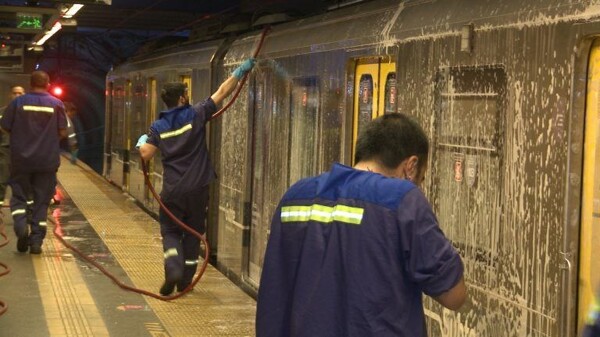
[137,58,256,296]
[0,71,67,254]
[256,113,467,337]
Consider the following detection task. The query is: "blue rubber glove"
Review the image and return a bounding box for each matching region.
[136,134,148,149]
[232,58,256,79]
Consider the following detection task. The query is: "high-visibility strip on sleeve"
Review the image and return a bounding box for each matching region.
[160,123,192,139]
[23,105,55,113]
[281,204,364,225]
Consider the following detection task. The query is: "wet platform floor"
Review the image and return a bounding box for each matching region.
[0,157,256,337]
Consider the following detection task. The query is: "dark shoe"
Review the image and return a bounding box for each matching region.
[177,282,191,292]
[159,281,176,296]
[16,236,29,253]
[29,245,42,254]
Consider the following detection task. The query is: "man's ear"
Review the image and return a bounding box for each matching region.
[405,155,419,180]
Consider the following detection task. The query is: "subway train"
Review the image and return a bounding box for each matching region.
[103,0,600,336]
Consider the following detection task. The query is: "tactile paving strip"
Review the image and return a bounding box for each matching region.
[57,158,256,336]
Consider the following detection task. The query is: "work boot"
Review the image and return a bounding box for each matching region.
[159,281,176,296]
[177,282,191,293]
[29,244,42,254]
[16,235,29,253]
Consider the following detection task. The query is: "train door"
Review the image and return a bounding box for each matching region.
[246,69,321,286]
[103,81,113,178]
[123,80,132,191]
[247,69,287,286]
[108,81,127,188]
[128,78,147,203]
[352,57,396,161]
[578,39,600,334]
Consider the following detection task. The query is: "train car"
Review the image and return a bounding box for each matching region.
[104,0,600,336]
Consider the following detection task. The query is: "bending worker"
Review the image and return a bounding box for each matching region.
[256,113,467,337]
[137,58,256,296]
[0,71,66,254]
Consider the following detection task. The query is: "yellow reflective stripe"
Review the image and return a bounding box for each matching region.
[39,221,47,227]
[160,123,192,139]
[185,259,199,266]
[23,105,55,113]
[281,204,364,225]
[12,209,26,216]
[164,248,178,259]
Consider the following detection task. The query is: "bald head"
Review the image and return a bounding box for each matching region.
[30,71,50,90]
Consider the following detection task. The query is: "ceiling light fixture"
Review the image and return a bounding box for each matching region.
[35,21,62,45]
[62,4,84,18]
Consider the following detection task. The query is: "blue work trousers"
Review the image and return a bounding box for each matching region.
[159,188,209,285]
[10,171,56,245]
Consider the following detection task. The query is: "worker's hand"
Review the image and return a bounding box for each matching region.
[232,58,256,79]
[136,134,148,149]
[70,149,79,164]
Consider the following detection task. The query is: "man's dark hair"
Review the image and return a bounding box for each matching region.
[354,113,429,171]
[30,71,49,89]
[161,82,187,108]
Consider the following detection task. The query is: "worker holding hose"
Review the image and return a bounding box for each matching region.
[136,58,256,296]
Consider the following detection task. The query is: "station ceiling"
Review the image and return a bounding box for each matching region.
[0,0,347,49]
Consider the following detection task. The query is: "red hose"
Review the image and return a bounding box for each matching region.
[209,25,270,121]
[0,208,10,315]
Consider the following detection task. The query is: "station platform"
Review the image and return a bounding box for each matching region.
[0,156,256,337]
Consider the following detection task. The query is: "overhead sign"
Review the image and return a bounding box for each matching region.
[16,13,42,29]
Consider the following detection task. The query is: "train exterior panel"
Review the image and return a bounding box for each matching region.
[104,1,600,336]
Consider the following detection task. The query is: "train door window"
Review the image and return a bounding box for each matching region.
[433,66,506,290]
[579,39,600,333]
[289,77,320,185]
[352,58,396,162]
[149,78,157,124]
[112,85,124,149]
[131,80,146,148]
[104,81,114,177]
[383,72,397,114]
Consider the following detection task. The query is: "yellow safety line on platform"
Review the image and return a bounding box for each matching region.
[57,157,256,336]
[32,234,110,336]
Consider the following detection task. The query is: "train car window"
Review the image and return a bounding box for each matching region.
[357,74,373,138]
[384,72,397,114]
[131,81,146,149]
[433,66,506,289]
[112,85,124,150]
[289,77,320,185]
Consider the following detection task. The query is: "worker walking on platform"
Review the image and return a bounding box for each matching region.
[256,113,467,337]
[0,85,25,207]
[137,58,256,296]
[0,71,67,254]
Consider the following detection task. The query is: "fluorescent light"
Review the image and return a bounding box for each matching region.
[35,21,62,46]
[63,4,84,18]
